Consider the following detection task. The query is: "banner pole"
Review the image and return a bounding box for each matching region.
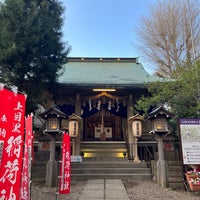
[55,167,61,200]
[55,175,59,200]
[55,133,64,200]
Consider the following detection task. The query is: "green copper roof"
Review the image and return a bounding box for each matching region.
[59,57,161,87]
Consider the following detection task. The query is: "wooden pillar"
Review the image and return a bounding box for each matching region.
[127,94,136,160]
[127,94,134,141]
[74,93,81,155]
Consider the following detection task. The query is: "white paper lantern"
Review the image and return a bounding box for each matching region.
[69,120,78,137]
[132,120,142,137]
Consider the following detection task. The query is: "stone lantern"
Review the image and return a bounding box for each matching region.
[146,105,174,188]
[40,107,67,187]
[128,114,144,162]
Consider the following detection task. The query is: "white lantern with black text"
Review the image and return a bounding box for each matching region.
[69,120,78,137]
[128,114,144,162]
[129,114,144,138]
[68,114,82,138]
[132,120,142,137]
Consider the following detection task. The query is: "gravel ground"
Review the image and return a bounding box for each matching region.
[124,180,200,200]
[31,180,200,200]
[31,181,85,200]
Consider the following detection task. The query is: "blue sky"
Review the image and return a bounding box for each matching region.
[61,0,157,73]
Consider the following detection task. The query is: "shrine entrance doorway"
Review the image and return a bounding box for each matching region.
[84,109,124,141]
[81,92,127,141]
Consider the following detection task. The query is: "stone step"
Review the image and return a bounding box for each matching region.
[167,160,182,165]
[71,161,148,168]
[83,157,129,162]
[71,173,152,181]
[32,171,46,178]
[168,165,182,171]
[32,161,47,166]
[32,174,152,182]
[168,171,183,177]
[71,167,150,174]
[168,176,182,183]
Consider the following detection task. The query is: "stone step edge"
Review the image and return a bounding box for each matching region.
[72,161,147,164]
[71,167,150,170]
[71,173,151,176]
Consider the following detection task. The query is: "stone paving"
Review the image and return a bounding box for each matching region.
[79,179,130,200]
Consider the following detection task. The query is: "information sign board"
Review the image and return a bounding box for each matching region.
[180,119,200,164]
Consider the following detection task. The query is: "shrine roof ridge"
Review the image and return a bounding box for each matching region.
[68,57,139,63]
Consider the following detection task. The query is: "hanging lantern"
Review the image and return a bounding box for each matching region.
[68,114,82,138]
[128,114,144,138]
[128,114,144,162]
[132,120,142,137]
[69,120,78,137]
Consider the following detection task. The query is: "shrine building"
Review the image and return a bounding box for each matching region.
[34,57,175,161]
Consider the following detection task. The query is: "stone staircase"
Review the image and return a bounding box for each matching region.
[32,141,152,183]
[71,141,151,180]
[71,158,152,180]
[31,159,152,183]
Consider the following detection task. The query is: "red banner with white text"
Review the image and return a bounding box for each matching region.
[58,133,71,194]
[0,87,26,200]
[20,114,33,200]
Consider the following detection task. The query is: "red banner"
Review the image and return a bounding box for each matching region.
[0,87,26,199]
[58,133,71,194]
[19,114,33,200]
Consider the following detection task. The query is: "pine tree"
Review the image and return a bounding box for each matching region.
[0,0,70,113]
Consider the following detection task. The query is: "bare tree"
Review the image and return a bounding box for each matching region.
[135,0,200,78]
